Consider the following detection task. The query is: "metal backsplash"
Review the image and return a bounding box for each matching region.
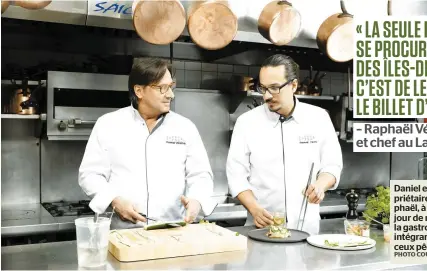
[172,89,230,196]
[40,140,89,202]
[339,142,390,189]
[1,119,40,205]
[391,152,424,180]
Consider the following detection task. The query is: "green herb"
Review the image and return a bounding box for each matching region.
[324,240,370,247]
[362,186,390,224]
[324,240,339,247]
[235,232,240,236]
[144,221,187,231]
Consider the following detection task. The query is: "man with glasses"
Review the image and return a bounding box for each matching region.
[227,54,343,235]
[79,57,216,229]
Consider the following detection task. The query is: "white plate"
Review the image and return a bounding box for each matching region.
[307,234,376,251]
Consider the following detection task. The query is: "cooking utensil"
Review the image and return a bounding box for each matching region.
[9,78,36,115]
[132,0,186,45]
[14,0,51,9]
[316,0,353,62]
[247,228,309,243]
[297,162,314,231]
[233,75,254,92]
[187,0,238,50]
[258,0,301,46]
[139,213,157,222]
[10,88,31,114]
[1,0,9,13]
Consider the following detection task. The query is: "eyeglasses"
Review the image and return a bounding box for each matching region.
[150,82,176,94]
[256,79,295,95]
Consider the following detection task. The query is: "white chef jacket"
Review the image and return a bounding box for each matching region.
[227,97,343,235]
[78,106,216,222]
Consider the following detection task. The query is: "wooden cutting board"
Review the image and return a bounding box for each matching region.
[108,223,247,262]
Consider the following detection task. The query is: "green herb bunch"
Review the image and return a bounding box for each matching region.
[362,186,390,224]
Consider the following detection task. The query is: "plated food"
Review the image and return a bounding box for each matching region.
[307,234,376,251]
[266,225,291,238]
[344,219,370,237]
[266,212,291,239]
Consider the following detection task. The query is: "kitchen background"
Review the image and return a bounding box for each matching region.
[1,0,425,246]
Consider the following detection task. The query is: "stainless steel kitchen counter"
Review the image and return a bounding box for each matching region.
[1,197,366,237]
[1,204,58,237]
[2,218,426,270]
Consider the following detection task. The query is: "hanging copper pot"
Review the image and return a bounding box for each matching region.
[14,0,51,10]
[1,0,10,14]
[258,0,301,46]
[316,0,353,62]
[132,0,186,45]
[187,0,238,50]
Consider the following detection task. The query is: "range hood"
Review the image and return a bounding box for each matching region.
[3,0,425,50]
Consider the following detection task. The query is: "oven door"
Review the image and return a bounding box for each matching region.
[47,71,130,140]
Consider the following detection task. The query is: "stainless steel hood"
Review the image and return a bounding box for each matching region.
[2,0,426,49]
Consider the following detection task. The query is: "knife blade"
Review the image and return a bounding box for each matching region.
[139,213,157,222]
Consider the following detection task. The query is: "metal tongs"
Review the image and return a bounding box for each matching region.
[297,162,314,231]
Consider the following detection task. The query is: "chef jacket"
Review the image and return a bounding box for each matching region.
[226,97,343,235]
[78,106,216,223]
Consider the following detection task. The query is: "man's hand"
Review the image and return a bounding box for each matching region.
[302,183,326,204]
[111,197,146,223]
[180,195,201,223]
[249,205,274,228]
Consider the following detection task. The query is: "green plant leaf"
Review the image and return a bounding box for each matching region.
[363,185,390,221]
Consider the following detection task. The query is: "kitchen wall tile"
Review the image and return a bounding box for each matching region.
[330,72,347,96]
[175,69,185,88]
[202,63,217,72]
[201,72,218,89]
[233,65,248,75]
[173,60,185,70]
[320,72,331,96]
[218,64,233,72]
[330,72,345,81]
[185,61,201,71]
[234,73,248,77]
[218,72,232,80]
[185,70,201,89]
[217,72,233,90]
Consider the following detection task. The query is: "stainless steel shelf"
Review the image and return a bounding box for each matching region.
[1,114,40,119]
[1,80,46,86]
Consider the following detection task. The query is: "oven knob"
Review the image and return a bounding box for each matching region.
[58,121,67,131]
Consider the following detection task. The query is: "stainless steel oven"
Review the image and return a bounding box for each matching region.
[46,71,130,140]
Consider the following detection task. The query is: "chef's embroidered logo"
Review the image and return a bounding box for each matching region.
[299,135,317,144]
[166,136,186,145]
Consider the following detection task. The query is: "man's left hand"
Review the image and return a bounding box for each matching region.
[180,195,201,223]
[302,183,326,204]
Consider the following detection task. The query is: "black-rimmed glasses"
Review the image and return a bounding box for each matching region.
[150,82,176,94]
[256,78,295,95]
